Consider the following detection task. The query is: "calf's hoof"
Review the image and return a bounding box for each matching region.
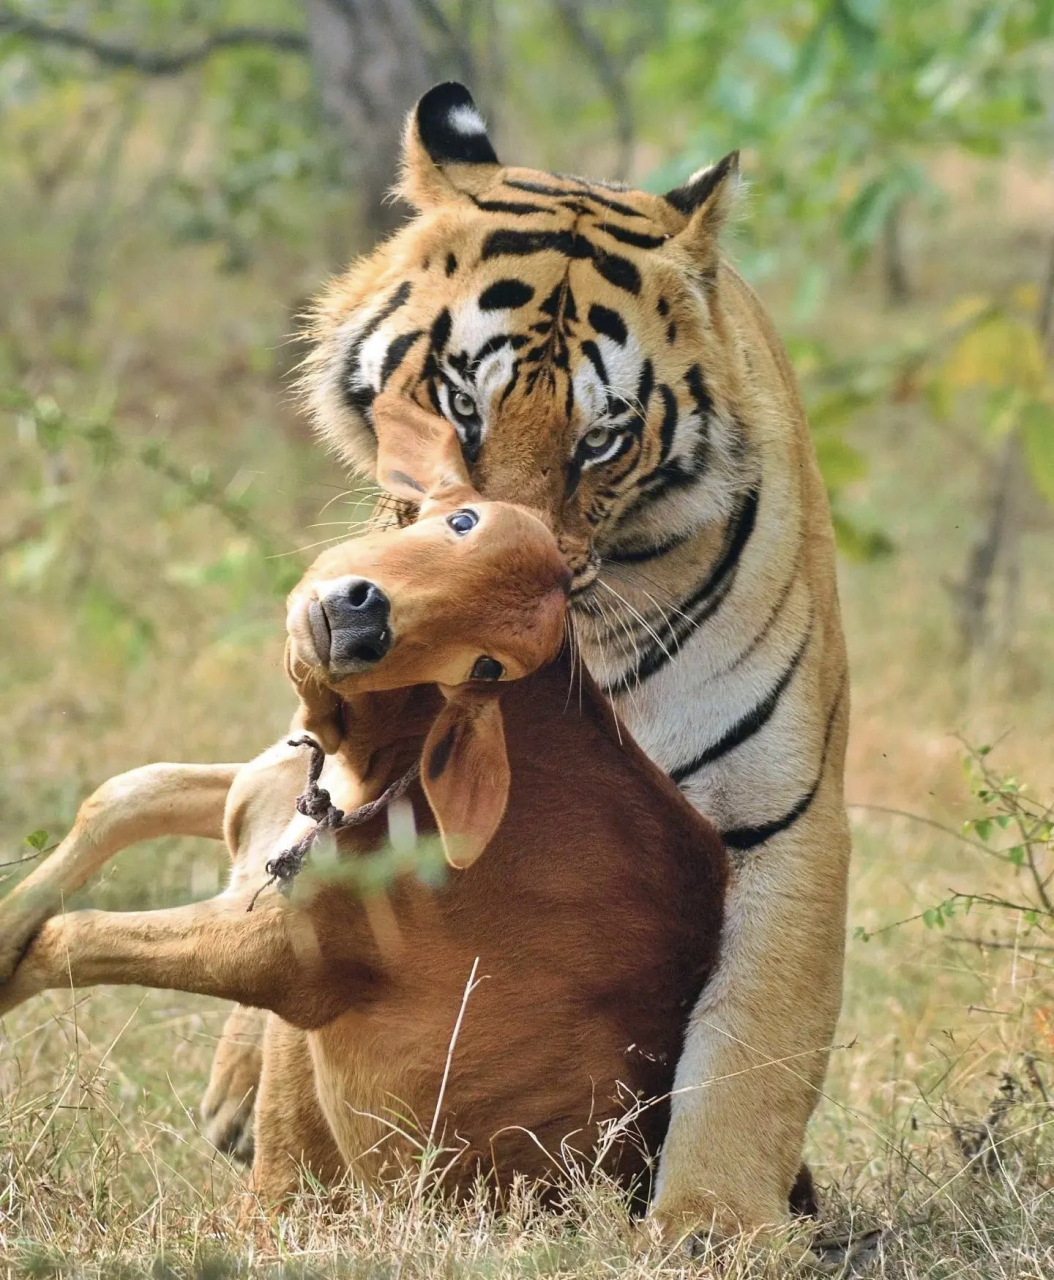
[201,1050,261,1163]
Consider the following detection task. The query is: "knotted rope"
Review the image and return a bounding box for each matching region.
[247,735,419,911]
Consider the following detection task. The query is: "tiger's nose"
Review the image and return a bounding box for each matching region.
[311,577,392,675]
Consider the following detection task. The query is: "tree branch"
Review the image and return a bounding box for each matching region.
[1039,227,1054,356]
[409,0,476,85]
[551,0,638,180]
[0,8,308,76]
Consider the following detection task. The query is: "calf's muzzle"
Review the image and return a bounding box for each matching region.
[312,576,392,675]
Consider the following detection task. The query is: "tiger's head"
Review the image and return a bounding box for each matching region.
[303,83,757,602]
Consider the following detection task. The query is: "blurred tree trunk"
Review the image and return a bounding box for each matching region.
[955,230,1054,660]
[882,201,911,305]
[303,0,440,247]
[552,0,648,182]
[955,429,1025,657]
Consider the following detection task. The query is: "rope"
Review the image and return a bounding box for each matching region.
[246,736,419,912]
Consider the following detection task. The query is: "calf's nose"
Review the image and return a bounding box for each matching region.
[315,577,392,673]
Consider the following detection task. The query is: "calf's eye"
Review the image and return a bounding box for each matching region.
[447,508,479,536]
[471,656,504,681]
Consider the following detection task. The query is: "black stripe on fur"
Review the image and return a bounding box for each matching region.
[721,671,846,851]
[670,623,812,784]
[600,487,759,691]
[342,281,413,420]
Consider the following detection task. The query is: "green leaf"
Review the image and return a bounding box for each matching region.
[922,907,938,928]
[842,176,901,250]
[843,0,884,27]
[832,511,895,561]
[974,818,993,842]
[816,438,868,488]
[1008,845,1026,867]
[853,925,872,943]
[24,829,49,851]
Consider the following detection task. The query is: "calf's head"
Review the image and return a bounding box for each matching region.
[286,392,570,867]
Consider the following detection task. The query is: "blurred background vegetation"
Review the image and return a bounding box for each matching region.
[1,0,1054,1265]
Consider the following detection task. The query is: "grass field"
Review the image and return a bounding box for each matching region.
[2,149,1054,1277]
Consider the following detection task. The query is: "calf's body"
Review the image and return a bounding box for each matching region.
[239,657,726,1196]
[0,654,726,1201]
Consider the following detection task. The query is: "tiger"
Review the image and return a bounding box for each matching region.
[203,82,851,1239]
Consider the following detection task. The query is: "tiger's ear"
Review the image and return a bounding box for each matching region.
[420,690,509,870]
[665,151,741,264]
[398,82,501,210]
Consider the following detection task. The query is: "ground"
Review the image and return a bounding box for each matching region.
[1,150,1053,1278]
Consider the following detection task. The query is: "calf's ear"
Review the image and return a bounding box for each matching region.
[420,692,509,869]
[372,390,475,507]
[285,637,344,754]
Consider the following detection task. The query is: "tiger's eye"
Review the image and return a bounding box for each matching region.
[452,390,477,419]
[471,656,504,681]
[582,426,613,452]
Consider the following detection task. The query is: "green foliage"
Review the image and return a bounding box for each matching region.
[857,744,1054,945]
[0,0,1051,564]
[2,388,304,670]
[643,0,1052,272]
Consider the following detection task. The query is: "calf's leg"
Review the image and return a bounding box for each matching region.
[0,762,238,982]
[201,1003,268,1162]
[248,1015,345,1203]
[0,892,334,1025]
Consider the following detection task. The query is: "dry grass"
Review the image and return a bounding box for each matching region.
[2,127,1054,1276]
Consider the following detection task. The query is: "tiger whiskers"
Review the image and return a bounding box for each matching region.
[269,532,361,560]
[562,615,582,715]
[315,482,383,516]
[595,579,672,662]
[590,590,643,722]
[603,572,681,647]
[602,560,694,621]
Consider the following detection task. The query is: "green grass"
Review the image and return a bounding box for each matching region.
[3,136,1054,1276]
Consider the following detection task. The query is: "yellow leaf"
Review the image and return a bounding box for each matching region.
[1011,283,1040,314]
[942,295,990,327]
[941,316,1047,395]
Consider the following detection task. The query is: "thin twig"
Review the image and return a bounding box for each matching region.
[0,9,309,75]
[848,802,995,857]
[0,850,48,870]
[945,936,1054,954]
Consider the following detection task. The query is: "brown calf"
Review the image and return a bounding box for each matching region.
[0,395,728,1206]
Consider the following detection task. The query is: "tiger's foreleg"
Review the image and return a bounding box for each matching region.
[648,785,851,1240]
